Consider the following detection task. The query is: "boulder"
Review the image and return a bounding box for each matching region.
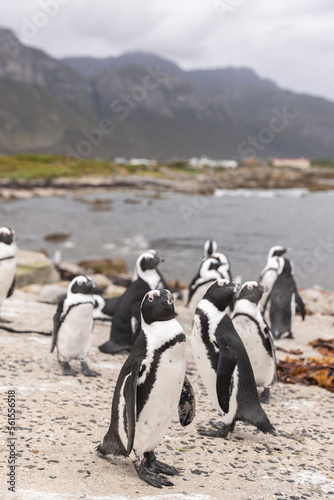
[16,249,60,288]
[78,258,127,277]
[299,286,334,315]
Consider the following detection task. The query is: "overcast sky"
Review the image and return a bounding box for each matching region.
[1,0,333,101]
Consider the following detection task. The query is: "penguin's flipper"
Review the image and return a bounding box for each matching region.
[123,336,146,456]
[6,276,16,298]
[178,375,196,426]
[216,345,237,414]
[102,296,120,317]
[295,292,306,320]
[51,297,65,353]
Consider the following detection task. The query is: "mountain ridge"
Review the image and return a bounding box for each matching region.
[1,27,334,160]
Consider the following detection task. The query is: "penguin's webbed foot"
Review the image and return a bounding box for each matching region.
[81,361,101,377]
[286,331,294,339]
[60,362,78,377]
[198,421,234,438]
[144,451,179,476]
[259,387,270,404]
[134,460,174,488]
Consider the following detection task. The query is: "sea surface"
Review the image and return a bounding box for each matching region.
[1,188,334,290]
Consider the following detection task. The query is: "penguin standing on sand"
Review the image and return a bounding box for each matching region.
[51,275,100,377]
[259,246,287,310]
[264,258,305,340]
[191,279,275,437]
[98,250,163,354]
[96,289,196,488]
[232,281,276,403]
[0,227,16,322]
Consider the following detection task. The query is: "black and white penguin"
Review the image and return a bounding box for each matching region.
[264,258,305,340]
[133,249,167,289]
[232,281,276,403]
[98,251,163,354]
[0,227,16,322]
[96,289,196,488]
[188,256,228,316]
[259,245,287,310]
[191,279,275,437]
[51,275,100,377]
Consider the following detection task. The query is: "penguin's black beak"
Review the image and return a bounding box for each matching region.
[233,282,241,293]
[0,233,14,245]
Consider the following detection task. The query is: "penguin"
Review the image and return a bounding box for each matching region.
[259,246,287,310]
[231,281,277,403]
[188,253,232,316]
[51,275,100,377]
[132,249,167,288]
[264,258,305,340]
[96,289,196,488]
[191,279,275,437]
[98,250,163,354]
[0,227,16,322]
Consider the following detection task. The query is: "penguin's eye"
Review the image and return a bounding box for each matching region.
[148,295,154,302]
[76,278,85,286]
[148,290,160,302]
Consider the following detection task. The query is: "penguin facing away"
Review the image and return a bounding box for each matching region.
[98,250,163,355]
[265,258,305,340]
[191,279,275,437]
[51,275,100,377]
[0,227,16,322]
[96,289,196,488]
[232,281,277,403]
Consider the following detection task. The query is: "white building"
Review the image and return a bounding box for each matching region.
[271,158,311,169]
[188,156,238,168]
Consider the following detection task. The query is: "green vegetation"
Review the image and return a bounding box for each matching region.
[0,154,202,181]
[312,160,334,169]
[0,154,115,181]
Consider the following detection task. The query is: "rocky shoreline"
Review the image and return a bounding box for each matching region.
[1,165,334,199]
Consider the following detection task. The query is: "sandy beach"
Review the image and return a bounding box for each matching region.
[1,285,333,500]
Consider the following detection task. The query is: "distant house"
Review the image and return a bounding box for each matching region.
[114,157,128,165]
[188,156,238,168]
[129,158,157,167]
[241,157,264,166]
[271,158,311,169]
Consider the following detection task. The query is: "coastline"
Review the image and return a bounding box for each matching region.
[1,165,334,199]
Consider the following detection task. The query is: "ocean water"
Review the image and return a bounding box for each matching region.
[1,188,334,290]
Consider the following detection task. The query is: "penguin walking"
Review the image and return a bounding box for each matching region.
[191,279,275,437]
[232,281,276,403]
[0,227,16,322]
[98,250,163,354]
[51,275,100,377]
[264,258,305,340]
[96,289,196,488]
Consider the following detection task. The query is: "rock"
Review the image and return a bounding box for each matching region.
[16,249,60,288]
[78,258,127,276]
[299,286,334,315]
[38,283,67,304]
[89,274,113,292]
[56,260,87,281]
[44,233,71,242]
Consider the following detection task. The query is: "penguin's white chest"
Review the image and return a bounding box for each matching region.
[57,303,94,361]
[191,315,221,412]
[0,258,15,303]
[233,315,275,387]
[132,340,186,459]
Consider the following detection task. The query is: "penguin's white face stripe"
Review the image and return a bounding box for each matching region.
[241,281,258,291]
[217,279,230,287]
[148,290,160,302]
[0,227,12,235]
